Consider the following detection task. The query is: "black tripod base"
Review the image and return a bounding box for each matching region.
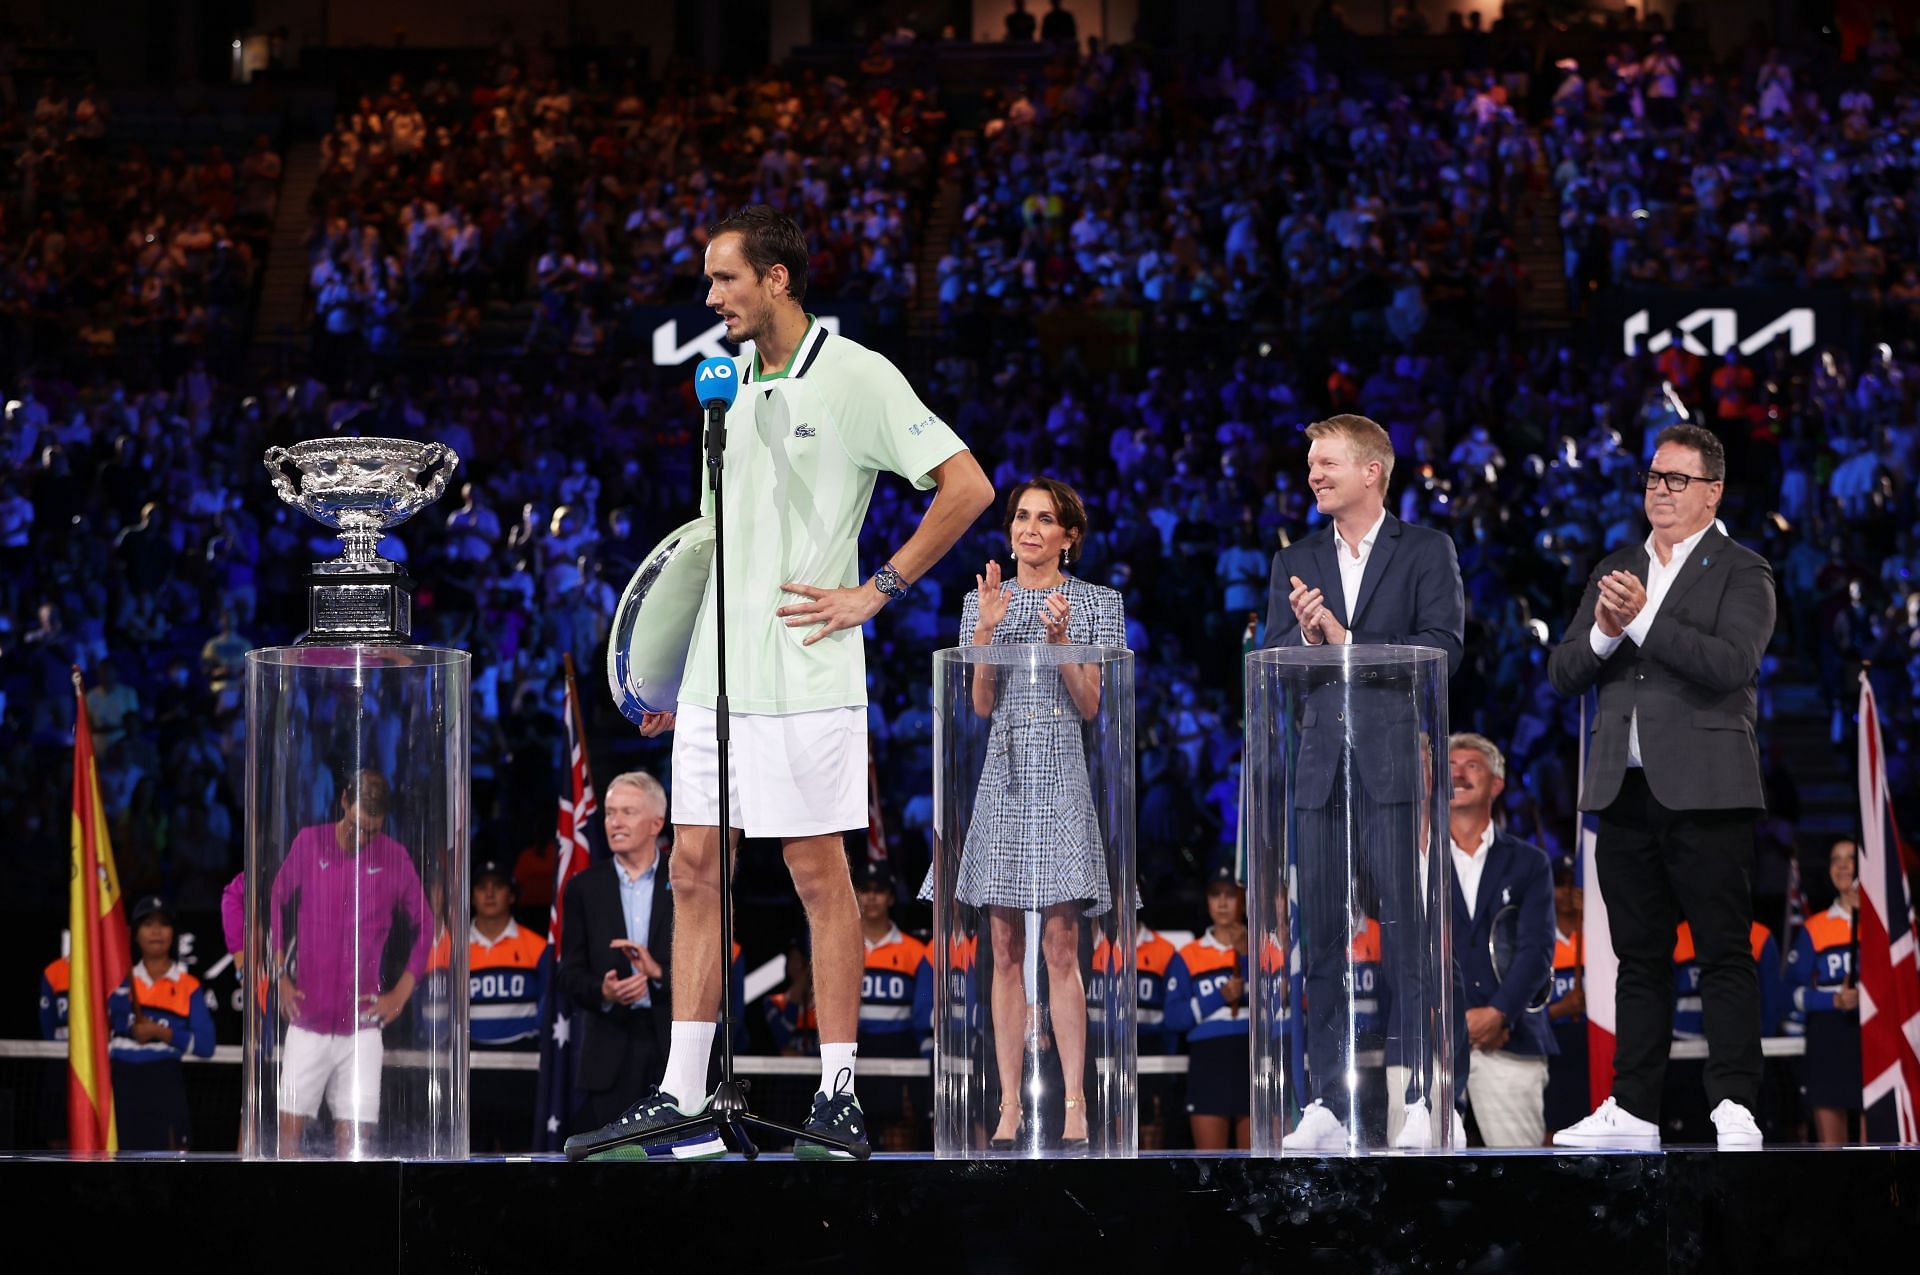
[564,1081,871,1163]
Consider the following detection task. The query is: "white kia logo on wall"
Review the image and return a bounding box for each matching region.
[651,315,842,365]
[1622,307,1815,358]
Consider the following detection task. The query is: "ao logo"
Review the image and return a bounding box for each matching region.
[653,315,843,365]
[697,362,735,386]
[1622,307,1815,358]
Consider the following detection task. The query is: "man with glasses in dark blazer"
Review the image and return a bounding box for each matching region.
[1548,423,1775,1150]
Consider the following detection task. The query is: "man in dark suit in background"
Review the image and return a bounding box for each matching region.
[1261,413,1465,1150]
[560,770,674,1135]
[1548,423,1774,1150]
[1446,733,1556,1148]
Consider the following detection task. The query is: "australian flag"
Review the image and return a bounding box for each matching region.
[533,656,599,1151]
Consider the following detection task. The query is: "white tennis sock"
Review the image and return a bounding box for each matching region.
[819,1041,858,1100]
[662,1020,717,1108]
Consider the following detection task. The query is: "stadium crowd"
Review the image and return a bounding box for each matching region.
[4,18,1917,1149]
[303,58,932,362]
[0,74,279,378]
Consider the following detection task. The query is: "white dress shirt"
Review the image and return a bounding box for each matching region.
[615,853,659,1008]
[1450,821,1495,921]
[1587,518,1723,766]
[1308,509,1386,645]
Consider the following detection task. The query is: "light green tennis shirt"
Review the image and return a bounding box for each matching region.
[678,319,967,714]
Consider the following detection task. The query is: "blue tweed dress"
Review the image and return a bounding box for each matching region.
[920,575,1126,917]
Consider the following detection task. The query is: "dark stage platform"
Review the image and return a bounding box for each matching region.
[9,1148,1918,1273]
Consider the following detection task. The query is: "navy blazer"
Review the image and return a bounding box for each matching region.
[1261,513,1465,807]
[1452,827,1556,1056]
[560,855,674,1091]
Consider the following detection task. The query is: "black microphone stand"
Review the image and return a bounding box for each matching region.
[594,382,865,1161]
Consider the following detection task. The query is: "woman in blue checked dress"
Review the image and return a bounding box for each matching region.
[922,478,1125,1150]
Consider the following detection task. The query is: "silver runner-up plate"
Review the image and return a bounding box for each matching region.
[607,515,715,723]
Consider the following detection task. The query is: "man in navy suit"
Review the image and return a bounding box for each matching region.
[1446,733,1556,1147]
[560,771,676,1137]
[1262,414,1465,1150]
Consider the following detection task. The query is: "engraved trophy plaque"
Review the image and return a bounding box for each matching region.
[264,438,459,642]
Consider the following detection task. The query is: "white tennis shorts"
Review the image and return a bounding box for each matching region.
[670,702,867,837]
[278,1024,383,1124]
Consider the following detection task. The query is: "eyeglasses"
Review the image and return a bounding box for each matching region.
[1640,469,1720,493]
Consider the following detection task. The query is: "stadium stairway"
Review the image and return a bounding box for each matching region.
[905,132,971,381]
[250,140,325,361]
[1516,128,1572,333]
[1767,673,1860,861]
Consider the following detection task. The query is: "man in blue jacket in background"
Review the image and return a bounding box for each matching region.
[1446,733,1556,1148]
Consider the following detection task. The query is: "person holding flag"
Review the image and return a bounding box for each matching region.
[107,895,216,1149]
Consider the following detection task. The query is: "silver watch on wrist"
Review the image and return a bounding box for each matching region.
[872,561,909,599]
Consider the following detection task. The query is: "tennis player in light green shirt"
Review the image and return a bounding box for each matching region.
[574,206,992,1162]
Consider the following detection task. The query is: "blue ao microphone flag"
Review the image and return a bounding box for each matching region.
[695,355,739,410]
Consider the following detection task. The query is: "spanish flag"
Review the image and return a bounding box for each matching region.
[69,667,131,1153]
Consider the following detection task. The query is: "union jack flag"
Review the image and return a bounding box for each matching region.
[1856,674,1920,1144]
[533,655,598,1150]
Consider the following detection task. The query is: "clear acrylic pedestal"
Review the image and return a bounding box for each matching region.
[927,643,1135,1158]
[241,643,470,1159]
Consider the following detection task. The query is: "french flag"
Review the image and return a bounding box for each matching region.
[1856,675,1920,1143]
[1577,694,1618,1108]
[1579,812,1618,1109]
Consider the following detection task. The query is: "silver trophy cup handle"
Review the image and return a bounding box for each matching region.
[262,446,307,512]
[414,441,460,509]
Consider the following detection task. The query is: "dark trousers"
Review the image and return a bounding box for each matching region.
[1299,788,1431,1116]
[1596,769,1761,1122]
[1545,1017,1591,1132]
[111,1059,191,1151]
[471,1060,538,1153]
[572,1006,663,1134]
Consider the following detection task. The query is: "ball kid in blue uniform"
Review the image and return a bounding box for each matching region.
[467,857,549,1151]
[108,896,216,1150]
[854,862,933,1149]
[1788,838,1863,1144]
[1166,867,1251,1150]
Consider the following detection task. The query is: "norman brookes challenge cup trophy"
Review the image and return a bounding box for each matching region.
[263,438,458,643]
[242,438,473,1160]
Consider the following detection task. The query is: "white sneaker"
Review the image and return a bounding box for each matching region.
[1709,1099,1763,1150]
[1282,1100,1349,1151]
[1393,1098,1434,1148]
[1552,1097,1661,1150]
[1451,1108,1467,1147]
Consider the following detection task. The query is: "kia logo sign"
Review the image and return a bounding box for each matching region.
[652,315,843,365]
[1622,306,1815,358]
